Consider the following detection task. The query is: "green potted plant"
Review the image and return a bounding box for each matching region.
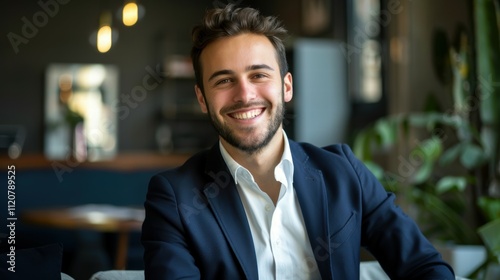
[469,0,500,278]
[352,1,500,278]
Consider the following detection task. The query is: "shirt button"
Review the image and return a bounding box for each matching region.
[265,204,272,212]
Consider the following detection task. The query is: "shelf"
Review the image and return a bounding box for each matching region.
[0,152,192,171]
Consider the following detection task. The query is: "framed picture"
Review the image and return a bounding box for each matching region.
[44,64,119,161]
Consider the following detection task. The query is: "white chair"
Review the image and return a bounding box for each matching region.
[88,263,471,279]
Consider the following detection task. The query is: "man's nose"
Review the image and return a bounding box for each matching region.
[233,79,256,103]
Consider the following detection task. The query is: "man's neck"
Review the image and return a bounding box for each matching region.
[221,129,285,179]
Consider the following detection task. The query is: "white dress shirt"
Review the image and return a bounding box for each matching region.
[219,131,322,280]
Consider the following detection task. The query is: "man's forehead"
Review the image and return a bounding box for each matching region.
[200,34,279,70]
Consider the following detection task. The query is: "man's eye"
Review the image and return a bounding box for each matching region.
[252,73,270,80]
[215,78,231,85]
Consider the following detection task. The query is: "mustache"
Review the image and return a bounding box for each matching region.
[220,101,271,114]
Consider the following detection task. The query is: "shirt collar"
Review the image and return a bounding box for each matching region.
[219,130,294,187]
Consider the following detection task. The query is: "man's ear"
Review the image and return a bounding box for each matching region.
[195,85,208,113]
[283,72,293,102]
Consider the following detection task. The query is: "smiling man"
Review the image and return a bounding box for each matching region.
[141,4,455,280]
[196,32,290,158]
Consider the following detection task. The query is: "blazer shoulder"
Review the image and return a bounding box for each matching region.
[153,148,211,182]
[291,140,356,163]
[291,141,370,183]
[152,143,229,187]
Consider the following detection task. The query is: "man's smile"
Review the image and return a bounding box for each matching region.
[229,108,265,120]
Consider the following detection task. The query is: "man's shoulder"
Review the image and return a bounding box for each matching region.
[290,140,355,161]
[289,140,364,176]
[155,148,213,180]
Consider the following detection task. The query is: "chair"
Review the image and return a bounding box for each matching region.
[88,262,471,280]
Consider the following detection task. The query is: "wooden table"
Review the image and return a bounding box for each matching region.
[22,204,144,270]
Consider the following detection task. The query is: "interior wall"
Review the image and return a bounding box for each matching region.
[2,0,470,155]
[1,0,211,153]
[2,0,340,155]
[388,0,471,115]
[385,0,472,212]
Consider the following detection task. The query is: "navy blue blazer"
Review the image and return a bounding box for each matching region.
[141,141,455,279]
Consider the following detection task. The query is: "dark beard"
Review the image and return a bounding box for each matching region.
[206,99,286,155]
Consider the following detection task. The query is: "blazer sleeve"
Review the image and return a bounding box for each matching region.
[340,144,455,279]
[141,173,201,280]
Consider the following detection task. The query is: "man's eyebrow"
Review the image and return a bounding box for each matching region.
[208,69,235,82]
[246,64,275,72]
[207,64,275,82]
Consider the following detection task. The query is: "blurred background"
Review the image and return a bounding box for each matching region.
[3,0,500,279]
[0,0,472,154]
[2,0,470,155]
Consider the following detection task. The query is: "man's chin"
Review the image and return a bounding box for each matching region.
[220,134,262,153]
[233,132,278,154]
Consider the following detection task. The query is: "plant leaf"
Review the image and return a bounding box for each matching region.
[353,129,371,161]
[477,218,500,258]
[411,188,479,244]
[408,112,439,127]
[410,137,443,184]
[363,161,385,180]
[374,118,397,147]
[412,161,434,185]
[460,143,487,169]
[440,142,465,166]
[478,196,500,221]
[414,136,443,162]
[436,176,468,194]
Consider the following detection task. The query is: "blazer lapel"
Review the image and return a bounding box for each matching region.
[202,145,258,280]
[290,141,333,279]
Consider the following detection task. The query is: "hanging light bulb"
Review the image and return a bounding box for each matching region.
[97,26,112,53]
[122,1,139,26]
[97,11,113,53]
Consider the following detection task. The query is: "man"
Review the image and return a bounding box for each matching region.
[141,4,455,279]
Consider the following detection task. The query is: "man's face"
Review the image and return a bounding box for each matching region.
[195,33,293,154]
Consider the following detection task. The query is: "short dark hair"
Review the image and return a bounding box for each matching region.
[191,4,289,93]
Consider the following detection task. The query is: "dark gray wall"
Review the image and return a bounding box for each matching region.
[1,0,215,153]
[1,0,347,154]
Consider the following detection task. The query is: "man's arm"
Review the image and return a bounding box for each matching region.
[341,144,456,279]
[141,174,201,279]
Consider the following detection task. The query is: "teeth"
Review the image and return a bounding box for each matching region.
[232,109,262,120]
